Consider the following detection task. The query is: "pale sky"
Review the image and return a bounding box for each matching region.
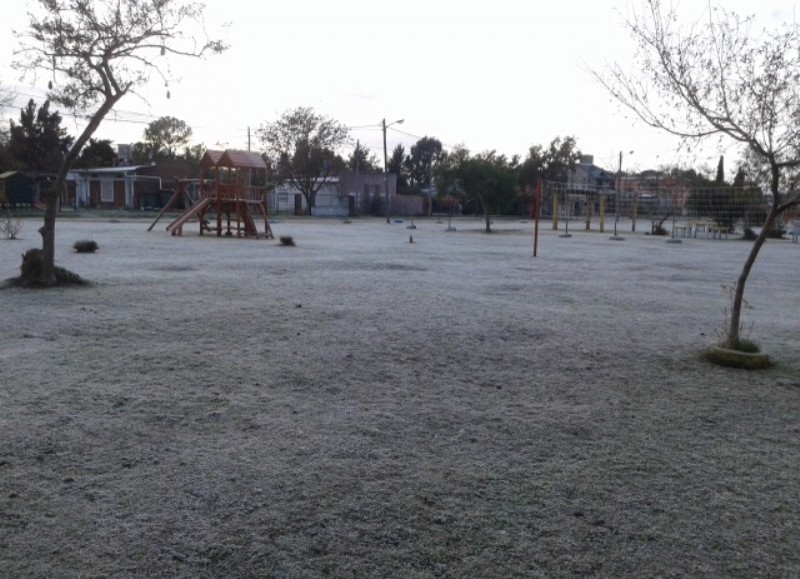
[1,0,796,176]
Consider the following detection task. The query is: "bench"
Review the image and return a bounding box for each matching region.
[673,225,690,238]
[689,220,710,238]
[708,224,729,240]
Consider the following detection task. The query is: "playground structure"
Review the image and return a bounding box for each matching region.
[148,149,273,239]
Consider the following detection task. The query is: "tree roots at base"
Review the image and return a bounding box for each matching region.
[5,248,87,288]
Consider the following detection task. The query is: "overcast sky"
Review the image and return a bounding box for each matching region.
[1,0,796,175]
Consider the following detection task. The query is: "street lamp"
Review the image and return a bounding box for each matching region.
[383,118,404,224]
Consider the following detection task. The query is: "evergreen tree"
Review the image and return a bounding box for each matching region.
[715,155,725,184]
[76,138,116,168]
[9,99,73,172]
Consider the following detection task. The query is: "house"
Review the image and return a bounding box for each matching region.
[68,165,162,209]
[616,171,692,216]
[272,172,399,217]
[338,172,400,217]
[568,155,615,191]
[565,155,616,215]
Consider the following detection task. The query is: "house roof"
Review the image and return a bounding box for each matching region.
[68,165,150,175]
[0,170,39,181]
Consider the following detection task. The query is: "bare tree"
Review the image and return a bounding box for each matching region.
[0,81,15,111]
[595,0,800,351]
[13,0,227,286]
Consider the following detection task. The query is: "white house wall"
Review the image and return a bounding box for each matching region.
[272,182,344,216]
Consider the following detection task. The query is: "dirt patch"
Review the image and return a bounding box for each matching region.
[0,216,798,577]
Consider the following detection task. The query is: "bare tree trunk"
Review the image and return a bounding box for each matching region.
[726,209,779,347]
[726,166,782,348]
[38,193,58,286]
[36,96,119,286]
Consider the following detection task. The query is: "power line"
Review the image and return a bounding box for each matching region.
[388,126,459,151]
[347,123,382,130]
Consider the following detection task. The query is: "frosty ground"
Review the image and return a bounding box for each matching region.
[0,215,798,577]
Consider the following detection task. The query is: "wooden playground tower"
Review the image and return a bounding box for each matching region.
[149,149,274,239]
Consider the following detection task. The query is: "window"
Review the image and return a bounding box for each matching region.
[101,180,114,203]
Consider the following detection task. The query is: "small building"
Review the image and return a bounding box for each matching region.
[0,171,36,208]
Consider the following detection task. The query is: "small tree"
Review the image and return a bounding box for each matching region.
[406,136,443,194]
[439,148,518,233]
[0,211,23,240]
[595,0,800,351]
[258,107,348,215]
[347,142,380,174]
[144,116,193,159]
[13,0,226,286]
[519,136,582,186]
[388,144,409,194]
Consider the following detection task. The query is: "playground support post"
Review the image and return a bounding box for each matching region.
[599,194,606,233]
[552,195,558,230]
[533,178,542,257]
[585,195,592,231]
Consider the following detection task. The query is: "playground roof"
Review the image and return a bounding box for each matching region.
[200,150,224,172]
[200,149,267,172]
[218,150,267,170]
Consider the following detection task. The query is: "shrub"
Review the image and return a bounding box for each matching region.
[0,211,22,240]
[73,240,99,253]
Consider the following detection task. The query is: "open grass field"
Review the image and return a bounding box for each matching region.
[1,215,798,577]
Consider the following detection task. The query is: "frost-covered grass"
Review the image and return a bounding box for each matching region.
[1,216,798,577]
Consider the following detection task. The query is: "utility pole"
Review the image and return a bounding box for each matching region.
[383,119,389,223]
[382,118,404,224]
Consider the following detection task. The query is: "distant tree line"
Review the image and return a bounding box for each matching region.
[0,99,766,225]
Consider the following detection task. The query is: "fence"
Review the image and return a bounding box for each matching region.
[538,181,791,237]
